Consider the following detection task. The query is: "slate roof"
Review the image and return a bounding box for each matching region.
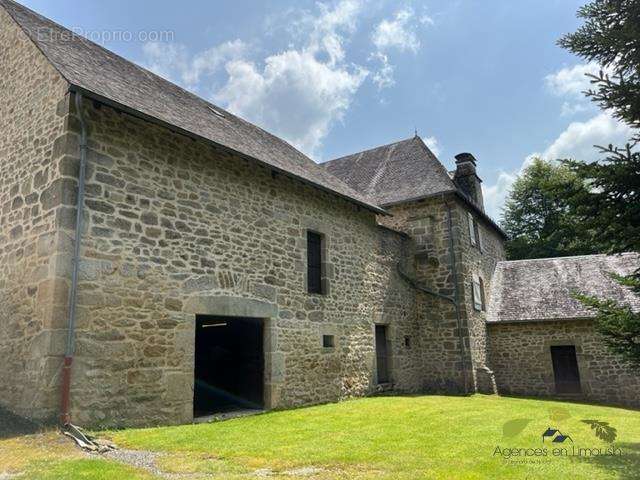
[322,136,457,206]
[322,136,507,238]
[0,0,383,214]
[487,253,640,323]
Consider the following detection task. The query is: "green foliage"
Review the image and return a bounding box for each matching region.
[558,0,640,134]
[500,157,600,260]
[559,0,640,367]
[561,146,640,255]
[574,277,640,367]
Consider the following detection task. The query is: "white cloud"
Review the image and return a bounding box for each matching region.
[372,8,421,53]
[422,136,441,156]
[482,111,635,219]
[544,62,602,97]
[542,112,634,161]
[369,7,429,90]
[560,101,591,117]
[370,52,394,89]
[419,13,435,26]
[213,0,368,157]
[215,52,367,156]
[142,40,247,89]
[544,62,615,117]
[482,155,536,220]
[142,42,190,84]
[141,0,368,158]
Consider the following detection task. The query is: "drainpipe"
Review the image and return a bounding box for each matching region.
[396,203,469,394]
[60,92,88,426]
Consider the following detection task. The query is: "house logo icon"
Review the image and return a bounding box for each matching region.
[542,427,573,443]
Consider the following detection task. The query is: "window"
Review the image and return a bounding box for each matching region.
[467,212,481,249]
[404,336,411,349]
[472,274,486,312]
[322,335,335,348]
[468,212,476,246]
[307,231,323,294]
[375,325,390,384]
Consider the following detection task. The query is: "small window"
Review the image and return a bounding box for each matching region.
[468,212,481,248]
[468,212,476,246]
[307,231,323,294]
[467,212,482,251]
[404,336,411,348]
[322,334,335,348]
[472,274,486,312]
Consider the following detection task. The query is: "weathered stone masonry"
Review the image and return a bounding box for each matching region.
[488,320,640,409]
[58,100,422,427]
[2,0,638,429]
[0,7,74,420]
[379,196,505,394]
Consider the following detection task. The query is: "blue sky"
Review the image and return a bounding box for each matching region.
[20,0,635,218]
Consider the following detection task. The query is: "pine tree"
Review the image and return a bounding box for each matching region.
[559,0,640,366]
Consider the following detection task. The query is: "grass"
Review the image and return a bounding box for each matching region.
[2,395,640,479]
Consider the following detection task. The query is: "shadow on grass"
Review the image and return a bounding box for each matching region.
[496,393,640,412]
[0,405,42,439]
[575,442,640,480]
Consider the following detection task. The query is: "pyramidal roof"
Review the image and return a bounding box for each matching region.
[322,136,457,207]
[323,136,507,238]
[0,0,384,214]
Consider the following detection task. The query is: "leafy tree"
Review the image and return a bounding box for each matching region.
[500,158,599,260]
[559,0,640,366]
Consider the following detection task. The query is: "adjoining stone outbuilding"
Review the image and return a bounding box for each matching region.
[0,0,638,428]
[487,254,640,408]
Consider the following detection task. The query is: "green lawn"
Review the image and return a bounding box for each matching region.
[3,395,640,479]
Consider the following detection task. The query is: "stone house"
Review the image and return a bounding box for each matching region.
[0,0,638,428]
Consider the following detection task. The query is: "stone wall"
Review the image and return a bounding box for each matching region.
[378,195,505,394]
[0,9,72,422]
[488,320,640,409]
[59,99,421,427]
[455,203,505,393]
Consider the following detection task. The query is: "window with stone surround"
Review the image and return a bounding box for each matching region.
[307,230,324,294]
[467,212,482,251]
[472,274,486,312]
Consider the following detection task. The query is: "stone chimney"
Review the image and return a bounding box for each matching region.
[453,153,484,211]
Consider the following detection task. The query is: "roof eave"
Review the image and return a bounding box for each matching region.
[380,190,508,239]
[68,85,388,216]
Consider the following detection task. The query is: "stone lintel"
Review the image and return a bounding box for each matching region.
[183,295,278,318]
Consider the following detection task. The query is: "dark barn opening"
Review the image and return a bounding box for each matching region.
[551,345,582,394]
[194,315,264,417]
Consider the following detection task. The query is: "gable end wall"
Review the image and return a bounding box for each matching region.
[0,7,74,421]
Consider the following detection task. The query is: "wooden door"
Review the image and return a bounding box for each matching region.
[551,345,581,394]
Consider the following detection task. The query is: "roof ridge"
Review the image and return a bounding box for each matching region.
[323,136,416,165]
